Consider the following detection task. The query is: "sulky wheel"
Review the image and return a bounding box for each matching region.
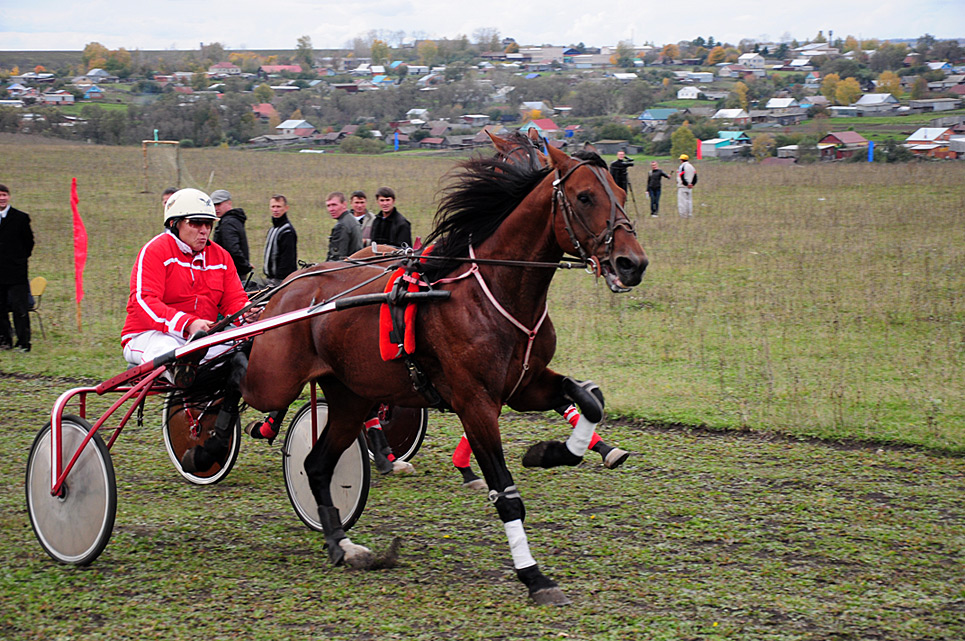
[161,394,241,485]
[370,405,429,463]
[25,415,117,565]
[283,401,370,532]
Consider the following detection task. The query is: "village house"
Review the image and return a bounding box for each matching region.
[519,118,561,139]
[908,97,962,112]
[208,61,241,76]
[677,86,701,100]
[737,52,765,69]
[275,119,316,137]
[41,90,74,105]
[712,108,750,125]
[818,131,869,160]
[904,127,956,158]
[852,93,899,115]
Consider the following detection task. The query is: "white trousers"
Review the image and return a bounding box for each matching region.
[123,330,234,366]
[677,187,693,218]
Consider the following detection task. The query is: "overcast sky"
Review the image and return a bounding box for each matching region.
[1,0,962,52]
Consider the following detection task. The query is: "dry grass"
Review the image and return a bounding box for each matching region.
[1,142,962,450]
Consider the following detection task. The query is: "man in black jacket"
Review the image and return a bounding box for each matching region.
[0,184,35,352]
[262,194,298,286]
[646,161,671,217]
[608,150,634,193]
[370,186,412,248]
[211,189,252,284]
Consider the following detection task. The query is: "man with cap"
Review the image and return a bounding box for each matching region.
[210,188,252,284]
[122,188,253,474]
[676,154,698,218]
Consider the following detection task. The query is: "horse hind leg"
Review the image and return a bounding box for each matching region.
[520,377,605,469]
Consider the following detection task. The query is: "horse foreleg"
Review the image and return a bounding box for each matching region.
[509,370,606,469]
[303,387,374,569]
[462,405,570,606]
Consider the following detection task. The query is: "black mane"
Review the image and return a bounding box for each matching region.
[421,155,551,281]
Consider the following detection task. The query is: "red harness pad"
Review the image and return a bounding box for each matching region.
[379,267,419,361]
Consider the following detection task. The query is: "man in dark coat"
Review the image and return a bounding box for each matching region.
[211,189,252,283]
[262,194,298,286]
[0,184,35,352]
[370,186,412,248]
[646,161,671,217]
[608,150,634,192]
[325,191,363,261]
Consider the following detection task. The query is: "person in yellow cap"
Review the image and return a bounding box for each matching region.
[676,154,697,218]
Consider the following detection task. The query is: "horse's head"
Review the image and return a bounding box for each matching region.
[545,144,648,292]
[488,129,547,172]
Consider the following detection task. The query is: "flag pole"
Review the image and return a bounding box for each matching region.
[71,178,88,332]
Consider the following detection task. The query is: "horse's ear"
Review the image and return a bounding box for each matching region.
[488,130,509,151]
[546,142,569,168]
[527,127,541,145]
[583,141,599,154]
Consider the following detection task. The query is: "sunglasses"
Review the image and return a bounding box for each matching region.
[185,219,214,229]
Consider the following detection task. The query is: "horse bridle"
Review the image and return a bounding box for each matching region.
[551,159,637,276]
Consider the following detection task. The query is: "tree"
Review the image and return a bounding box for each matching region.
[835,77,862,105]
[909,76,929,100]
[661,44,679,61]
[843,35,860,53]
[504,41,519,54]
[707,46,726,65]
[870,42,908,72]
[82,42,110,69]
[613,41,635,68]
[732,81,749,110]
[254,83,275,103]
[296,36,314,70]
[472,27,500,52]
[877,71,902,98]
[371,39,390,66]
[419,40,440,65]
[932,40,963,62]
[915,34,936,55]
[813,31,827,43]
[670,123,697,160]
[751,133,776,160]
[821,73,840,103]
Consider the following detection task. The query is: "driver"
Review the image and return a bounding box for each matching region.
[122,188,250,366]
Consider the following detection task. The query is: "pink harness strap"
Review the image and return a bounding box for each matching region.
[467,245,548,400]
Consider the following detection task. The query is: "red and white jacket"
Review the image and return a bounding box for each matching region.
[121,231,249,347]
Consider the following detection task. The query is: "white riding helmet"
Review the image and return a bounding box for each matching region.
[163,188,217,227]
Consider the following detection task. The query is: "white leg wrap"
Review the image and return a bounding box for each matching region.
[565,414,596,457]
[504,519,536,570]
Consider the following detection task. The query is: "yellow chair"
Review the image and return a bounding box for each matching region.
[29,276,47,339]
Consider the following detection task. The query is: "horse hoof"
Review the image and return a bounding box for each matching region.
[522,440,582,468]
[462,478,488,491]
[339,539,375,569]
[604,448,630,469]
[530,587,571,606]
[390,460,416,475]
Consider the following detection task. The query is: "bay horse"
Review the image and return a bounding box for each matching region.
[241,142,648,605]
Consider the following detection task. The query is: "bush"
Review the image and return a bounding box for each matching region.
[339,135,386,154]
[179,138,195,148]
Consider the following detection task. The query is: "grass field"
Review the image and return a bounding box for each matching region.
[0,140,963,639]
[0,139,960,451]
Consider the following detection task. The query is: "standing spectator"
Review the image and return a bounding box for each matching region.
[262,194,298,287]
[161,187,178,207]
[0,184,34,352]
[646,161,671,217]
[210,189,252,283]
[325,191,363,261]
[608,150,634,192]
[350,190,376,246]
[370,186,412,248]
[676,154,698,218]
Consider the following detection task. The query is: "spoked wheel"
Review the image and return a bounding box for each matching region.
[161,394,241,485]
[369,405,429,463]
[283,401,370,532]
[25,415,116,565]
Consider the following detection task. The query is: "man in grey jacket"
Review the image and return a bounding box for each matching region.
[325,192,362,261]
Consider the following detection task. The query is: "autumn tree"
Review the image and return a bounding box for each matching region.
[504,41,519,54]
[835,77,862,105]
[612,40,635,68]
[670,122,697,160]
[371,39,391,65]
[82,42,110,69]
[419,40,440,65]
[821,73,840,103]
[909,76,929,100]
[34,65,45,74]
[707,46,726,65]
[842,35,860,53]
[877,71,902,98]
[732,81,749,110]
[751,133,776,160]
[661,44,680,61]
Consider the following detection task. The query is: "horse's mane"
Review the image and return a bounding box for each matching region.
[421,154,551,281]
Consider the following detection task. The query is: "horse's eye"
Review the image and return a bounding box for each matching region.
[577,192,592,205]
